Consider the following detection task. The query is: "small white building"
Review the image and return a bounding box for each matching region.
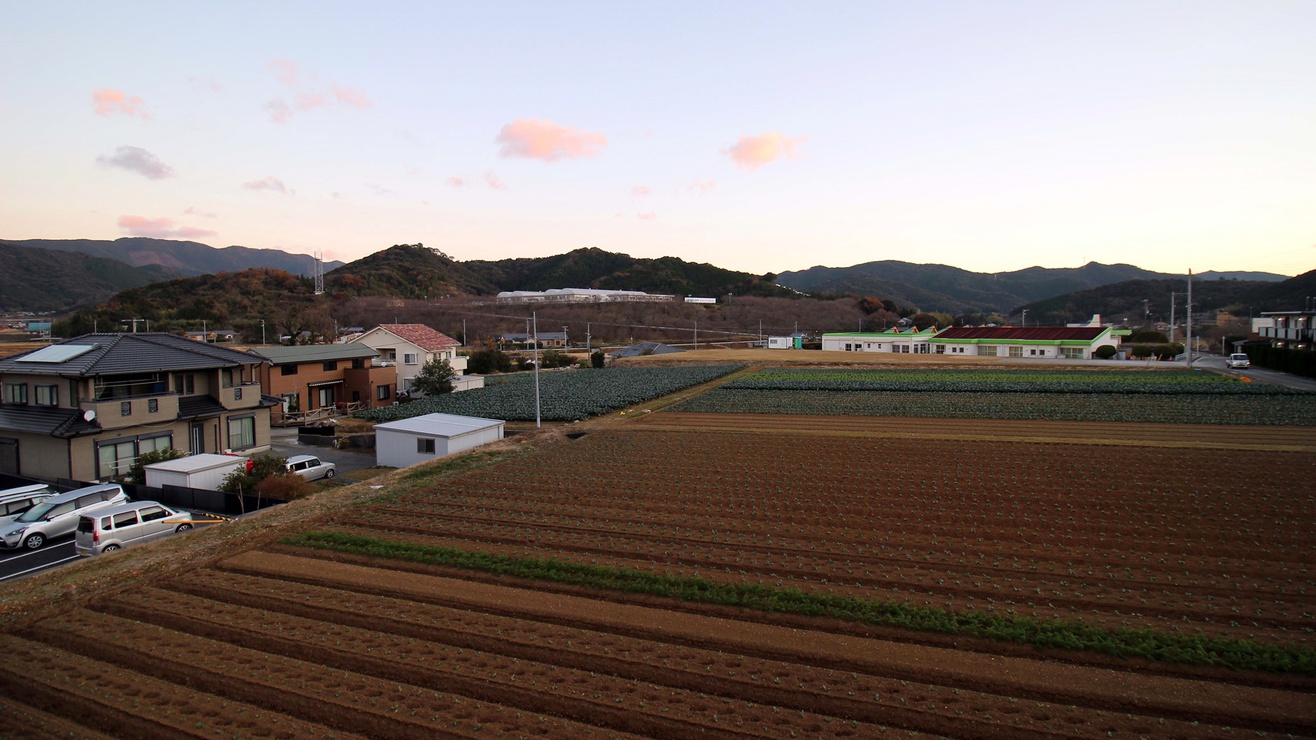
[374,413,504,468]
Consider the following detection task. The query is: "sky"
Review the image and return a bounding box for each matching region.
[2,1,1313,277]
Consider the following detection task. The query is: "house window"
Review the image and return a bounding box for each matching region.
[148,398,158,413]
[281,365,298,376]
[227,415,256,450]
[935,345,945,354]
[351,359,364,369]
[1061,347,1084,359]
[234,387,243,400]
[322,361,338,371]
[282,392,300,413]
[404,353,419,365]
[174,373,195,394]
[317,386,335,408]
[377,385,390,401]
[140,434,172,455]
[2,383,27,404]
[121,401,132,416]
[980,346,997,356]
[96,439,136,479]
[34,385,57,406]
[221,368,236,388]
[351,391,360,402]
[417,438,436,454]
[1008,346,1023,358]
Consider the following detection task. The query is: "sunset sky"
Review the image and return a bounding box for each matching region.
[2,1,1313,277]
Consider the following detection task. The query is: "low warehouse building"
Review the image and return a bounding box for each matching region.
[374,413,504,468]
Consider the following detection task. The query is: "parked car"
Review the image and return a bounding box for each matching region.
[0,483,128,550]
[0,484,56,525]
[286,454,336,481]
[74,501,194,556]
[1227,353,1251,369]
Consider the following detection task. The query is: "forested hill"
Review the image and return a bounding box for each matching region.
[464,247,793,298]
[1016,269,1316,325]
[326,244,498,298]
[775,260,1288,314]
[4,237,343,277]
[0,241,176,312]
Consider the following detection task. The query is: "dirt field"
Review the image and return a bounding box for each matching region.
[0,367,1312,736]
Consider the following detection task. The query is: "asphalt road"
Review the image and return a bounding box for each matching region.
[0,516,227,582]
[268,427,378,477]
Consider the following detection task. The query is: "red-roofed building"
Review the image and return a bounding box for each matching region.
[349,324,467,395]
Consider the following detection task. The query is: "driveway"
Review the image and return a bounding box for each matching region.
[267,427,379,477]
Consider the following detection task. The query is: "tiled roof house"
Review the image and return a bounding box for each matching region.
[348,324,467,394]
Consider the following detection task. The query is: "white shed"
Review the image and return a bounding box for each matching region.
[144,453,250,491]
[374,413,505,468]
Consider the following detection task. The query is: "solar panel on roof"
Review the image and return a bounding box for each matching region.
[16,344,97,363]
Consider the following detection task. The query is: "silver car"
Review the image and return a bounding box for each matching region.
[0,483,128,550]
[286,454,336,481]
[74,501,194,556]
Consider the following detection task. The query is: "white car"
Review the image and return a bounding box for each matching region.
[1227,353,1250,369]
[286,454,337,481]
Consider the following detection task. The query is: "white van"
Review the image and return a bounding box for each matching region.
[0,483,128,550]
[1227,353,1251,369]
[74,501,194,556]
[0,484,56,525]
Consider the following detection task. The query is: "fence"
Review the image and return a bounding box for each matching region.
[0,474,283,517]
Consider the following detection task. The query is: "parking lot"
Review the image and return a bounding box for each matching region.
[0,513,229,582]
[267,427,380,479]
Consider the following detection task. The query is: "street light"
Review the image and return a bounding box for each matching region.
[1021,309,1028,327]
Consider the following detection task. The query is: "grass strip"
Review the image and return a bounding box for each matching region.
[284,530,1315,675]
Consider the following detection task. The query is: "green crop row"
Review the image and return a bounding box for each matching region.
[670,389,1316,425]
[355,364,743,423]
[752,368,1236,385]
[730,369,1299,395]
[285,530,1316,675]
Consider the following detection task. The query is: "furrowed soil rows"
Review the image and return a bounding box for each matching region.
[331,430,1316,648]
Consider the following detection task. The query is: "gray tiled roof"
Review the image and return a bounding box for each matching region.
[178,395,230,419]
[247,343,378,364]
[0,333,266,378]
[0,404,101,437]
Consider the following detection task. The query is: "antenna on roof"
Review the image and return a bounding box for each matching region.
[313,252,325,295]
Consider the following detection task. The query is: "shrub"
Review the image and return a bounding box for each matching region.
[539,350,574,369]
[1093,345,1118,360]
[220,454,288,493]
[1128,330,1168,343]
[466,344,513,374]
[124,447,185,484]
[256,473,315,501]
[591,350,606,368]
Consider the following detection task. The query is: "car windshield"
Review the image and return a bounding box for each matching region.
[15,501,55,523]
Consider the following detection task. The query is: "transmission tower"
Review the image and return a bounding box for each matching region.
[313,252,325,295]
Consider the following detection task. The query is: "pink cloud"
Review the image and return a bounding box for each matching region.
[446,176,467,188]
[96,146,174,180]
[118,215,216,239]
[266,98,292,124]
[688,180,716,194]
[243,176,291,194]
[295,92,327,111]
[631,185,651,197]
[184,207,218,218]
[333,86,371,108]
[637,212,657,221]
[496,119,606,161]
[485,171,508,190]
[92,89,149,119]
[269,59,302,87]
[724,132,805,170]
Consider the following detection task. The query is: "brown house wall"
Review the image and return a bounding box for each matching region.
[259,361,396,422]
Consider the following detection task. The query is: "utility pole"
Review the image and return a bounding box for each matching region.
[462,319,467,347]
[1185,270,1194,366]
[260,319,266,345]
[563,325,569,348]
[693,320,698,349]
[202,319,207,342]
[1021,309,1028,327]
[532,311,540,428]
[1170,292,1181,342]
[586,322,591,355]
[1142,299,1150,325]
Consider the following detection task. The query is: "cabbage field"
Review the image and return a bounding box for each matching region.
[357,364,743,423]
[670,368,1316,425]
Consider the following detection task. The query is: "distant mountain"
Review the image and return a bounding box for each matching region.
[1016,269,1316,325]
[2,237,343,278]
[0,241,176,312]
[465,247,791,298]
[326,243,498,298]
[775,260,1289,314]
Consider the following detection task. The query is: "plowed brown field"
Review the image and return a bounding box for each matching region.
[0,410,1312,736]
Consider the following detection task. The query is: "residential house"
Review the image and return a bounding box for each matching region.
[0,333,275,482]
[349,324,467,395]
[1257,311,1315,351]
[248,343,396,424]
